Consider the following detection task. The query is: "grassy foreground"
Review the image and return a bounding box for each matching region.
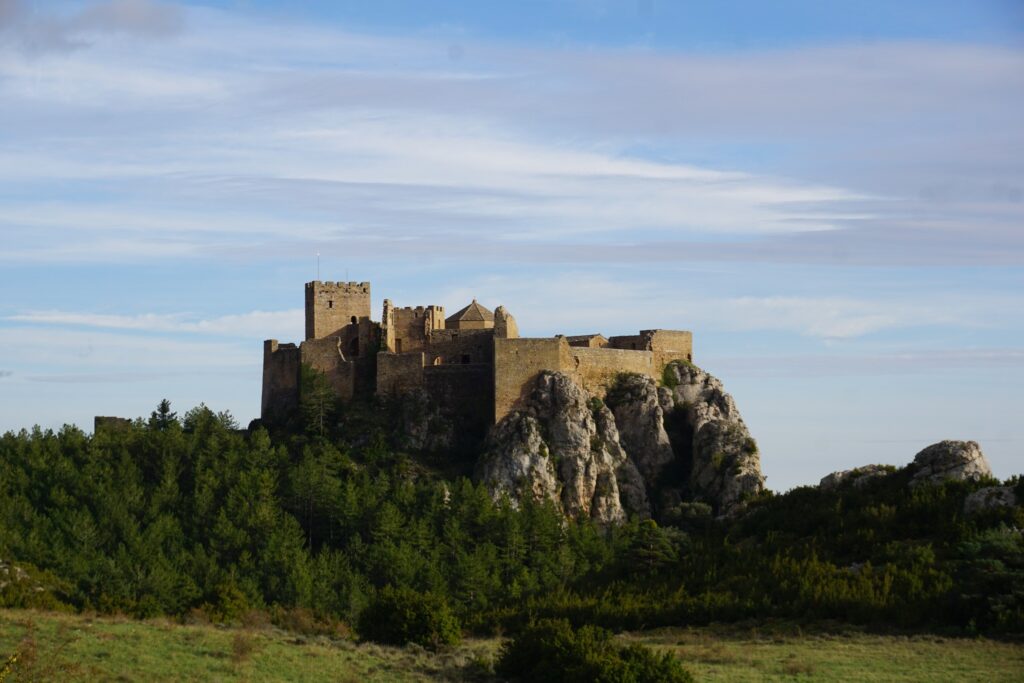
[2,609,1022,682]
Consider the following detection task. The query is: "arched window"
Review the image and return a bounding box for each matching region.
[350,316,357,325]
[434,356,443,365]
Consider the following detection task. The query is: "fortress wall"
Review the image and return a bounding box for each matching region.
[493,337,570,422]
[568,346,656,397]
[301,337,356,401]
[427,328,495,365]
[424,364,493,439]
[377,351,425,396]
[262,339,301,422]
[647,329,693,369]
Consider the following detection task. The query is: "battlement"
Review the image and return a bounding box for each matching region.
[306,281,370,293]
[306,280,372,340]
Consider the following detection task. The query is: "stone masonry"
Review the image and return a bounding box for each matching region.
[262,280,693,434]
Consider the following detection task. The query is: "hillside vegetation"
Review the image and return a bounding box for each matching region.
[0,398,1022,678]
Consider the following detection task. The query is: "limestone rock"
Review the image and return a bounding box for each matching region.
[908,440,992,488]
[606,374,674,490]
[819,465,893,492]
[476,372,648,524]
[665,362,765,515]
[963,486,1018,515]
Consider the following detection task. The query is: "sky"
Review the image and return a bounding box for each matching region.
[0,0,1022,491]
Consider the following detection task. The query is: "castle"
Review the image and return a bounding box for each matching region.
[262,281,693,434]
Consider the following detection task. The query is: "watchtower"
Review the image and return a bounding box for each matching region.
[305,281,371,340]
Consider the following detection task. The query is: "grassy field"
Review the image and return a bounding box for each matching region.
[1,609,1022,682]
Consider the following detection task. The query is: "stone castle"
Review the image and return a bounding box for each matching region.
[261,280,693,434]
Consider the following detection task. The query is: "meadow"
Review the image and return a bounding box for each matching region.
[3,609,1022,682]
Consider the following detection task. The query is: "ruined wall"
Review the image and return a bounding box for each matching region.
[493,337,572,422]
[305,281,371,340]
[262,339,301,422]
[377,351,425,396]
[387,306,444,354]
[568,346,656,397]
[494,306,518,339]
[427,328,495,365]
[567,334,608,348]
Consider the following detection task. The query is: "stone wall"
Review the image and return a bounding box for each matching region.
[262,339,301,422]
[377,351,425,396]
[305,281,371,340]
[427,328,495,365]
[301,336,357,401]
[386,305,444,354]
[493,337,571,422]
[648,329,693,369]
[569,346,656,397]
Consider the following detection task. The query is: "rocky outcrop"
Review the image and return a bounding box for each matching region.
[963,486,1018,515]
[909,440,992,488]
[663,362,765,514]
[478,363,764,522]
[819,465,894,492]
[475,372,648,524]
[605,374,674,490]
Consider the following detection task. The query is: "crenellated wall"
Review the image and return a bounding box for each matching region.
[305,281,371,341]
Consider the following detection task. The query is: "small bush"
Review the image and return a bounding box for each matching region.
[357,586,461,650]
[496,619,693,683]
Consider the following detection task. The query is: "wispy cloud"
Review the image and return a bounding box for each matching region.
[7,309,303,339]
[0,4,1018,267]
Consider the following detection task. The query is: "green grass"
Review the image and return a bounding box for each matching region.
[2,610,1022,682]
[624,623,1024,683]
[0,609,497,682]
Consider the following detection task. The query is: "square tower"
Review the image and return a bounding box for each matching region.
[305,281,371,340]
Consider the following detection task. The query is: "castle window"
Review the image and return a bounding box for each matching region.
[461,354,471,364]
[328,300,333,308]
[434,356,442,365]
[351,316,357,325]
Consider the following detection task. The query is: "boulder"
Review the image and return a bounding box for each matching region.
[908,440,992,488]
[963,486,1018,515]
[476,372,648,524]
[819,465,893,492]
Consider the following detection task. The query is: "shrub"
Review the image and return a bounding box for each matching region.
[496,619,693,683]
[357,585,461,650]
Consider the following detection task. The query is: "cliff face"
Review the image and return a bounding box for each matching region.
[476,363,764,522]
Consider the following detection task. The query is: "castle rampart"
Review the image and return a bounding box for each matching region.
[263,280,694,434]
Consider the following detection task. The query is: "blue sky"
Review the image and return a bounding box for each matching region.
[1,0,1022,490]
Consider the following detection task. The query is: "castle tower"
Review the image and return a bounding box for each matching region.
[305,281,371,340]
